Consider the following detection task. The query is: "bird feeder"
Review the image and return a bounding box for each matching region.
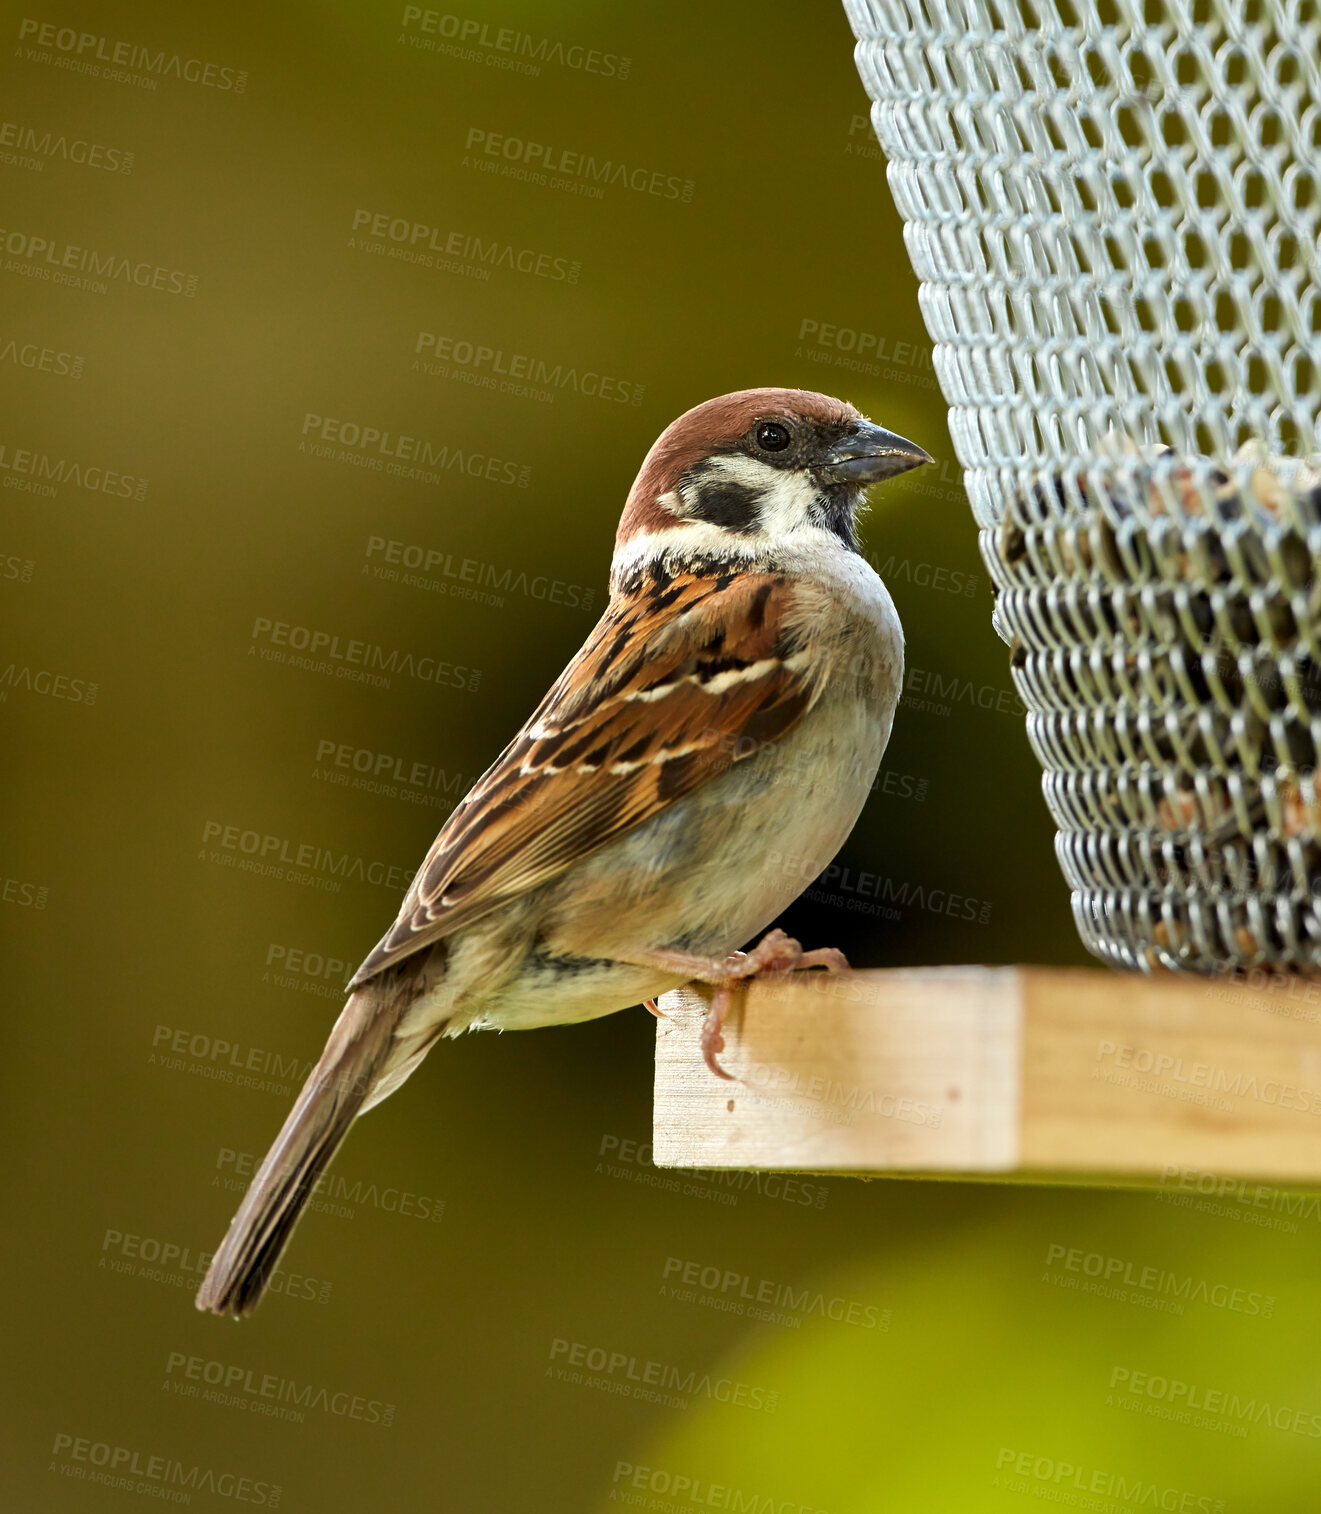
[656,0,1321,1185]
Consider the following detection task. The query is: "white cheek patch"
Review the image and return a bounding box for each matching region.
[689,454,825,537]
[610,450,858,590]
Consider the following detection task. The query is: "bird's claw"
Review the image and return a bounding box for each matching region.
[700,983,737,1080]
[698,929,849,1080]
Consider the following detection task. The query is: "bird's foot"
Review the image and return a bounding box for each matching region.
[696,929,850,1078]
[726,927,851,981]
[629,930,850,1079]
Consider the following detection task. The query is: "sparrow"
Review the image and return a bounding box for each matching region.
[196,387,931,1317]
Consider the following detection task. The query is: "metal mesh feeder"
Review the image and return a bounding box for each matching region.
[845,0,1321,974]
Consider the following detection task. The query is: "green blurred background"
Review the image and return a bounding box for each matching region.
[3,1,1318,1509]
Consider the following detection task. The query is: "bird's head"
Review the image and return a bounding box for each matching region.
[614,387,932,572]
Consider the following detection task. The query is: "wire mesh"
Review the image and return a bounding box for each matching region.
[846,0,1321,972]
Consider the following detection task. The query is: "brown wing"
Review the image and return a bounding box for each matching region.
[350,565,824,984]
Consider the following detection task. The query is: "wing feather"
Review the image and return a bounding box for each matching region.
[350,566,822,984]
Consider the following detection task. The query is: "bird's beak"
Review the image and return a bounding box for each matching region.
[817,423,934,485]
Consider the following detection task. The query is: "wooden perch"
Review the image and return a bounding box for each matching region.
[652,966,1321,1186]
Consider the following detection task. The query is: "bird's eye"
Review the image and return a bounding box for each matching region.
[755,421,791,452]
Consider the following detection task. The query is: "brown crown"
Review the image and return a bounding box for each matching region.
[615,387,862,546]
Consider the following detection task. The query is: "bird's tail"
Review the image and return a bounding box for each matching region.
[195,953,437,1318]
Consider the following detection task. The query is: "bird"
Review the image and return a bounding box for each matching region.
[195,387,931,1317]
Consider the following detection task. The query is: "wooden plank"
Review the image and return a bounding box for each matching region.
[652,966,1321,1186]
